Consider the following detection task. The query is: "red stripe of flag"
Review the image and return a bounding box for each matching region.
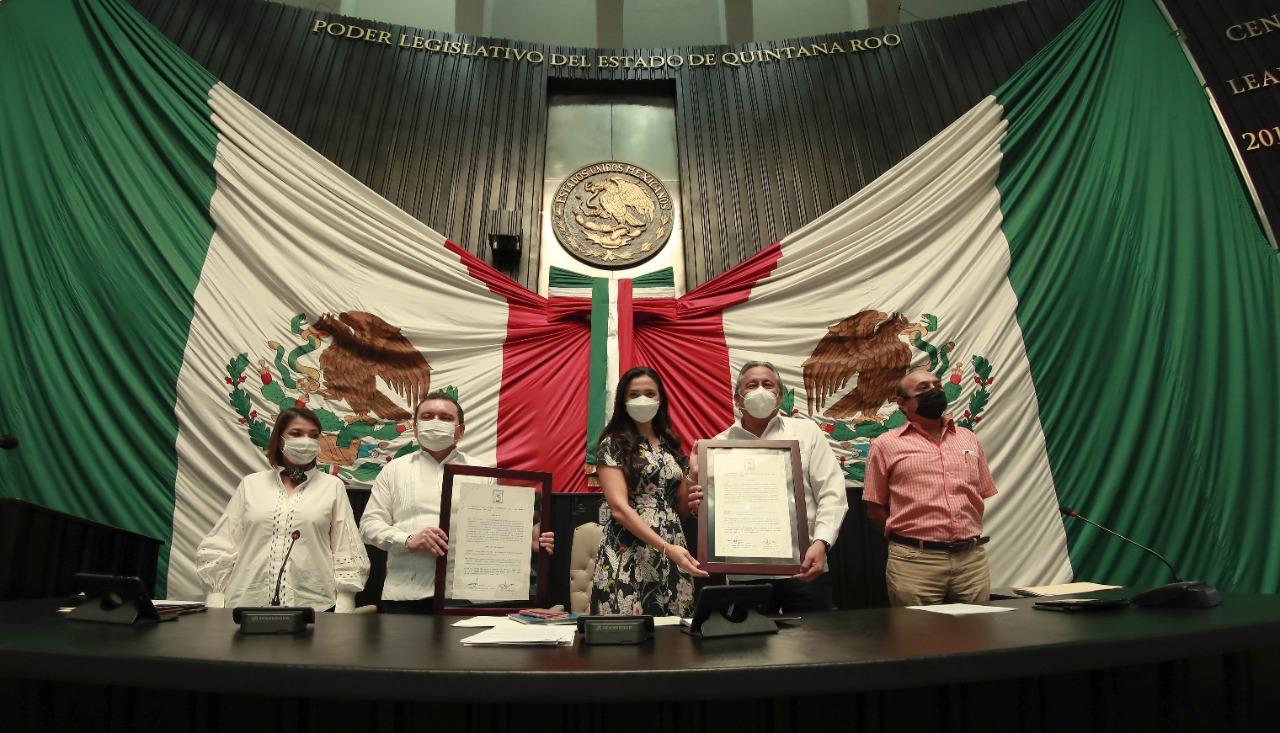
[446,242,593,492]
[638,243,784,453]
[617,278,634,374]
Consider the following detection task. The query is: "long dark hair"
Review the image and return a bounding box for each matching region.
[596,366,686,493]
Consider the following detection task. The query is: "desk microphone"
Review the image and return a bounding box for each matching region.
[1059,505,1220,608]
[0,435,17,450]
[233,529,316,633]
[271,530,302,606]
[1058,505,1181,582]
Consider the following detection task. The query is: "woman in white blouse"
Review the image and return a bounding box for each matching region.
[196,406,370,611]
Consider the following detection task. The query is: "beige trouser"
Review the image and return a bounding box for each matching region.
[885,541,990,606]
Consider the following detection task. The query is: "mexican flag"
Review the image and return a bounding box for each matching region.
[2,0,1277,600]
[0,0,594,600]
[649,0,1280,591]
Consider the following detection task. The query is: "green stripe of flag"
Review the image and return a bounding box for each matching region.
[556,266,675,465]
[547,266,596,290]
[0,0,222,596]
[631,267,675,290]
[996,0,1280,590]
[585,279,611,464]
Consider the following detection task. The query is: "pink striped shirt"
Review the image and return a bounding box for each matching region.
[862,419,997,542]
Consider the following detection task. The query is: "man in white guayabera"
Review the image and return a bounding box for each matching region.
[360,391,553,614]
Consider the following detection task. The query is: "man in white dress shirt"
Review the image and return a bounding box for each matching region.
[710,361,849,612]
[361,391,552,613]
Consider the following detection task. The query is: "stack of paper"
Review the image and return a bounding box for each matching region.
[452,616,508,628]
[460,624,576,646]
[906,604,1017,616]
[154,600,207,616]
[508,612,579,625]
[1011,582,1121,597]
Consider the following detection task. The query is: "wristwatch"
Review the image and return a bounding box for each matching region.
[816,539,831,551]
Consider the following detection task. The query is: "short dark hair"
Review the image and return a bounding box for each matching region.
[414,391,465,426]
[266,406,323,468]
[735,360,786,395]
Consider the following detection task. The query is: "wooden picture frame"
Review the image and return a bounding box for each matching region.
[433,465,552,615]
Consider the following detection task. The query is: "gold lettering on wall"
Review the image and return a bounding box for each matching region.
[309,24,902,69]
[1226,67,1280,94]
[311,20,393,45]
[1240,123,1280,150]
[1224,14,1280,42]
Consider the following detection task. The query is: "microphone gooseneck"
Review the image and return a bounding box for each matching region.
[1058,505,1182,583]
[271,530,302,606]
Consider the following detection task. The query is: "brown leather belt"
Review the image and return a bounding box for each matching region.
[889,533,990,553]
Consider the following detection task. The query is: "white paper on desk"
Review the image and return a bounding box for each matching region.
[452,616,521,628]
[448,481,535,602]
[907,604,1018,615]
[1011,582,1121,597]
[712,448,795,559]
[460,625,576,646]
[652,616,683,627]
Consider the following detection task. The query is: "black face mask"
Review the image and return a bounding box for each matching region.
[912,388,948,420]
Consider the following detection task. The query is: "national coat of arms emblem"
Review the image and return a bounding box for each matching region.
[551,161,673,268]
[223,311,453,485]
[789,311,996,482]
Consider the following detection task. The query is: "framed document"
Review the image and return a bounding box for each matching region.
[434,465,552,615]
[696,439,809,575]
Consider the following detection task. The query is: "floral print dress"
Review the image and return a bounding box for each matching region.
[590,436,695,616]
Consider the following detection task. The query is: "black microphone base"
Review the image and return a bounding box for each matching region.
[232,606,315,634]
[1131,581,1223,608]
[1173,585,1223,608]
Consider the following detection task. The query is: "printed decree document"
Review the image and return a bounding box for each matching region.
[448,482,535,601]
[711,448,795,559]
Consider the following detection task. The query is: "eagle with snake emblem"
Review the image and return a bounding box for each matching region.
[312,311,431,424]
[802,310,924,421]
[576,176,656,248]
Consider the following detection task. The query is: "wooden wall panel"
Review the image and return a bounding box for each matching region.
[130,0,1093,290]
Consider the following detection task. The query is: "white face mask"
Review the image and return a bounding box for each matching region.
[416,419,457,452]
[281,437,321,466]
[742,386,779,420]
[624,396,660,424]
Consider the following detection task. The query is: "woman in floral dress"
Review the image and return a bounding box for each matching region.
[590,367,709,616]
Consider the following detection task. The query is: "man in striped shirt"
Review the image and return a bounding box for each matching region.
[863,369,997,606]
